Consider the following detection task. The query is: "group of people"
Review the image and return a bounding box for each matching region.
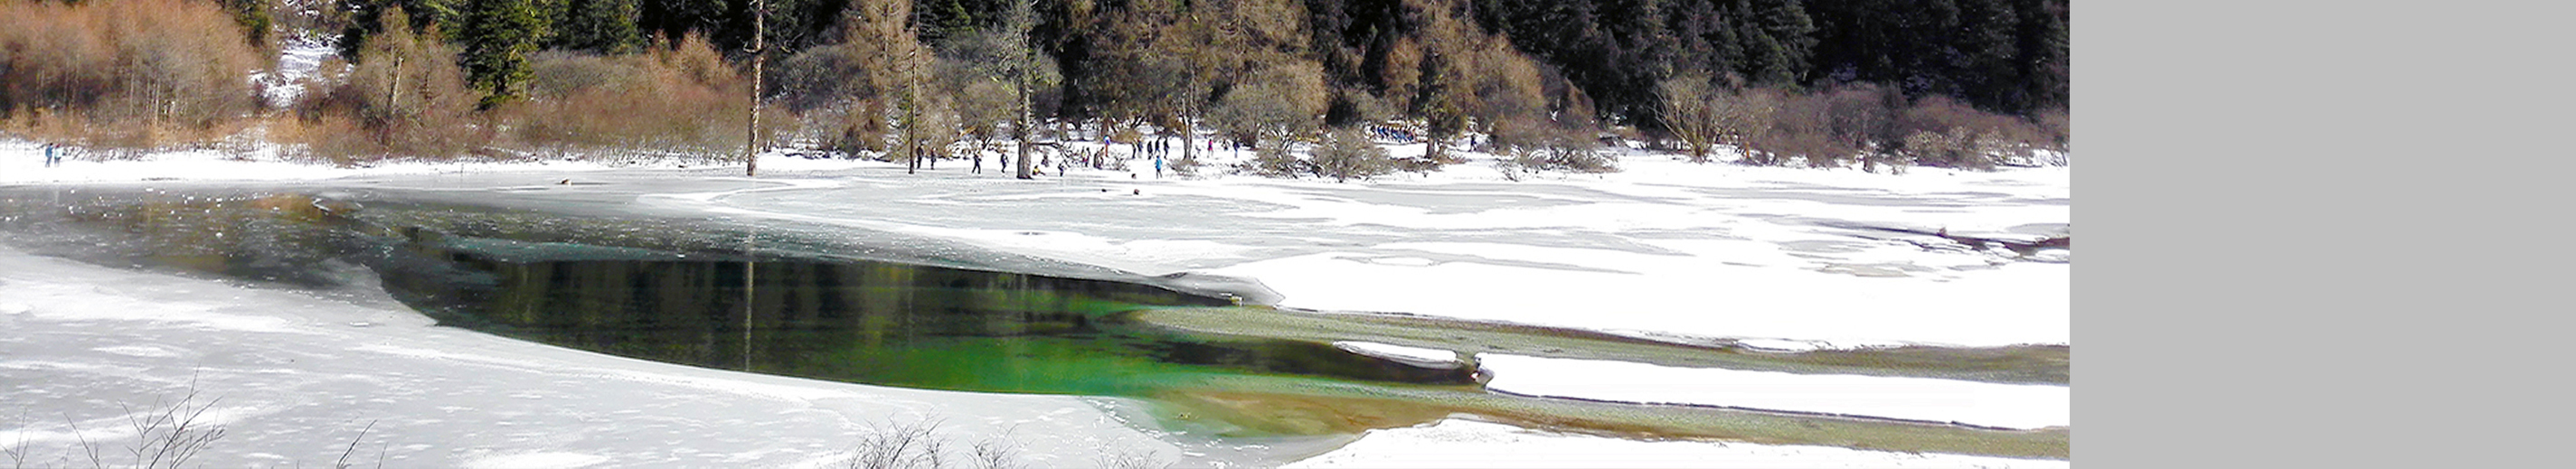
[37,141,65,167]
[1369,125,1417,143]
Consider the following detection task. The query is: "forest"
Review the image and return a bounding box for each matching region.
[1,0,2068,178]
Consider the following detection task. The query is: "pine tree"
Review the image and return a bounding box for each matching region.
[1950,0,2019,111]
[459,0,550,108]
[2012,0,2067,113]
[338,0,461,62]
[220,0,275,48]
[1739,0,1815,86]
[551,0,641,53]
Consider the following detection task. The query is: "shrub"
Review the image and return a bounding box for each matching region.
[1494,117,1614,177]
[1656,75,1722,163]
[2037,107,2070,152]
[1893,96,2049,170]
[1312,127,1395,183]
[495,36,765,161]
[1241,139,1307,178]
[1729,83,1926,170]
[288,5,486,163]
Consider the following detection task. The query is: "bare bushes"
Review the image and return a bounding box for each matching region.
[1209,61,1329,152]
[1660,79,2060,171]
[5,385,229,469]
[1894,97,2051,170]
[289,24,767,164]
[1312,128,1396,182]
[838,418,1157,469]
[501,36,759,160]
[1241,139,1307,178]
[1493,117,1613,179]
[1656,76,1722,163]
[1235,128,1397,183]
[1759,84,1898,169]
[288,6,485,163]
[0,0,264,151]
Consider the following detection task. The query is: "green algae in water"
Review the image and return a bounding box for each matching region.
[373,246,1484,406]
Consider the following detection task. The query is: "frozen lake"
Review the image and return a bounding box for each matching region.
[1,143,2069,468]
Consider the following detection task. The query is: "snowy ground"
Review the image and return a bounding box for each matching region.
[3,118,2068,466]
[0,243,1227,469]
[1478,354,2070,429]
[1283,418,2066,469]
[648,141,2071,349]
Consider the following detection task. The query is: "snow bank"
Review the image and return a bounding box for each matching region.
[0,244,1192,468]
[1334,342,1465,366]
[1285,417,2068,469]
[645,145,2070,347]
[1479,354,2069,430]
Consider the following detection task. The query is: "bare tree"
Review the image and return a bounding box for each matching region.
[1657,75,1722,163]
[744,0,766,176]
[1713,88,1784,164]
[990,0,1056,180]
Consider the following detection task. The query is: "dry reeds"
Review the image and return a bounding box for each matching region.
[0,0,265,151]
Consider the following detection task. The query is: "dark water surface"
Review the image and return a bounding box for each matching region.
[0,188,1475,398]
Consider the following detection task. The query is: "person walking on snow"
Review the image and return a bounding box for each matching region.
[42,142,61,167]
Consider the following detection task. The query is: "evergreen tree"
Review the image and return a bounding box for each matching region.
[460,0,550,108]
[551,0,642,53]
[339,0,460,61]
[1949,0,2017,112]
[1740,0,1814,86]
[2011,0,2067,113]
[220,0,275,48]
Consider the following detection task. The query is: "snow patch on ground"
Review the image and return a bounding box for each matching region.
[0,243,1194,468]
[1334,342,1463,366]
[255,39,338,108]
[1479,354,2069,429]
[1284,417,2068,469]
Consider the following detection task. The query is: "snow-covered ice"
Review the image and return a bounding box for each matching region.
[0,243,1202,468]
[1333,342,1465,367]
[652,143,2071,348]
[1479,354,2070,429]
[3,127,2070,466]
[1283,417,2068,469]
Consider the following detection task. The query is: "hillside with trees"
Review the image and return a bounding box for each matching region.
[3,0,2069,176]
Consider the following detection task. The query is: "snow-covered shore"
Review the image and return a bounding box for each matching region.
[1285,418,2068,469]
[0,243,1210,468]
[1480,354,2070,430]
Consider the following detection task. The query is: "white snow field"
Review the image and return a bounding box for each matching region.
[1478,354,2070,430]
[0,244,1231,469]
[1283,418,2067,469]
[5,118,2067,466]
